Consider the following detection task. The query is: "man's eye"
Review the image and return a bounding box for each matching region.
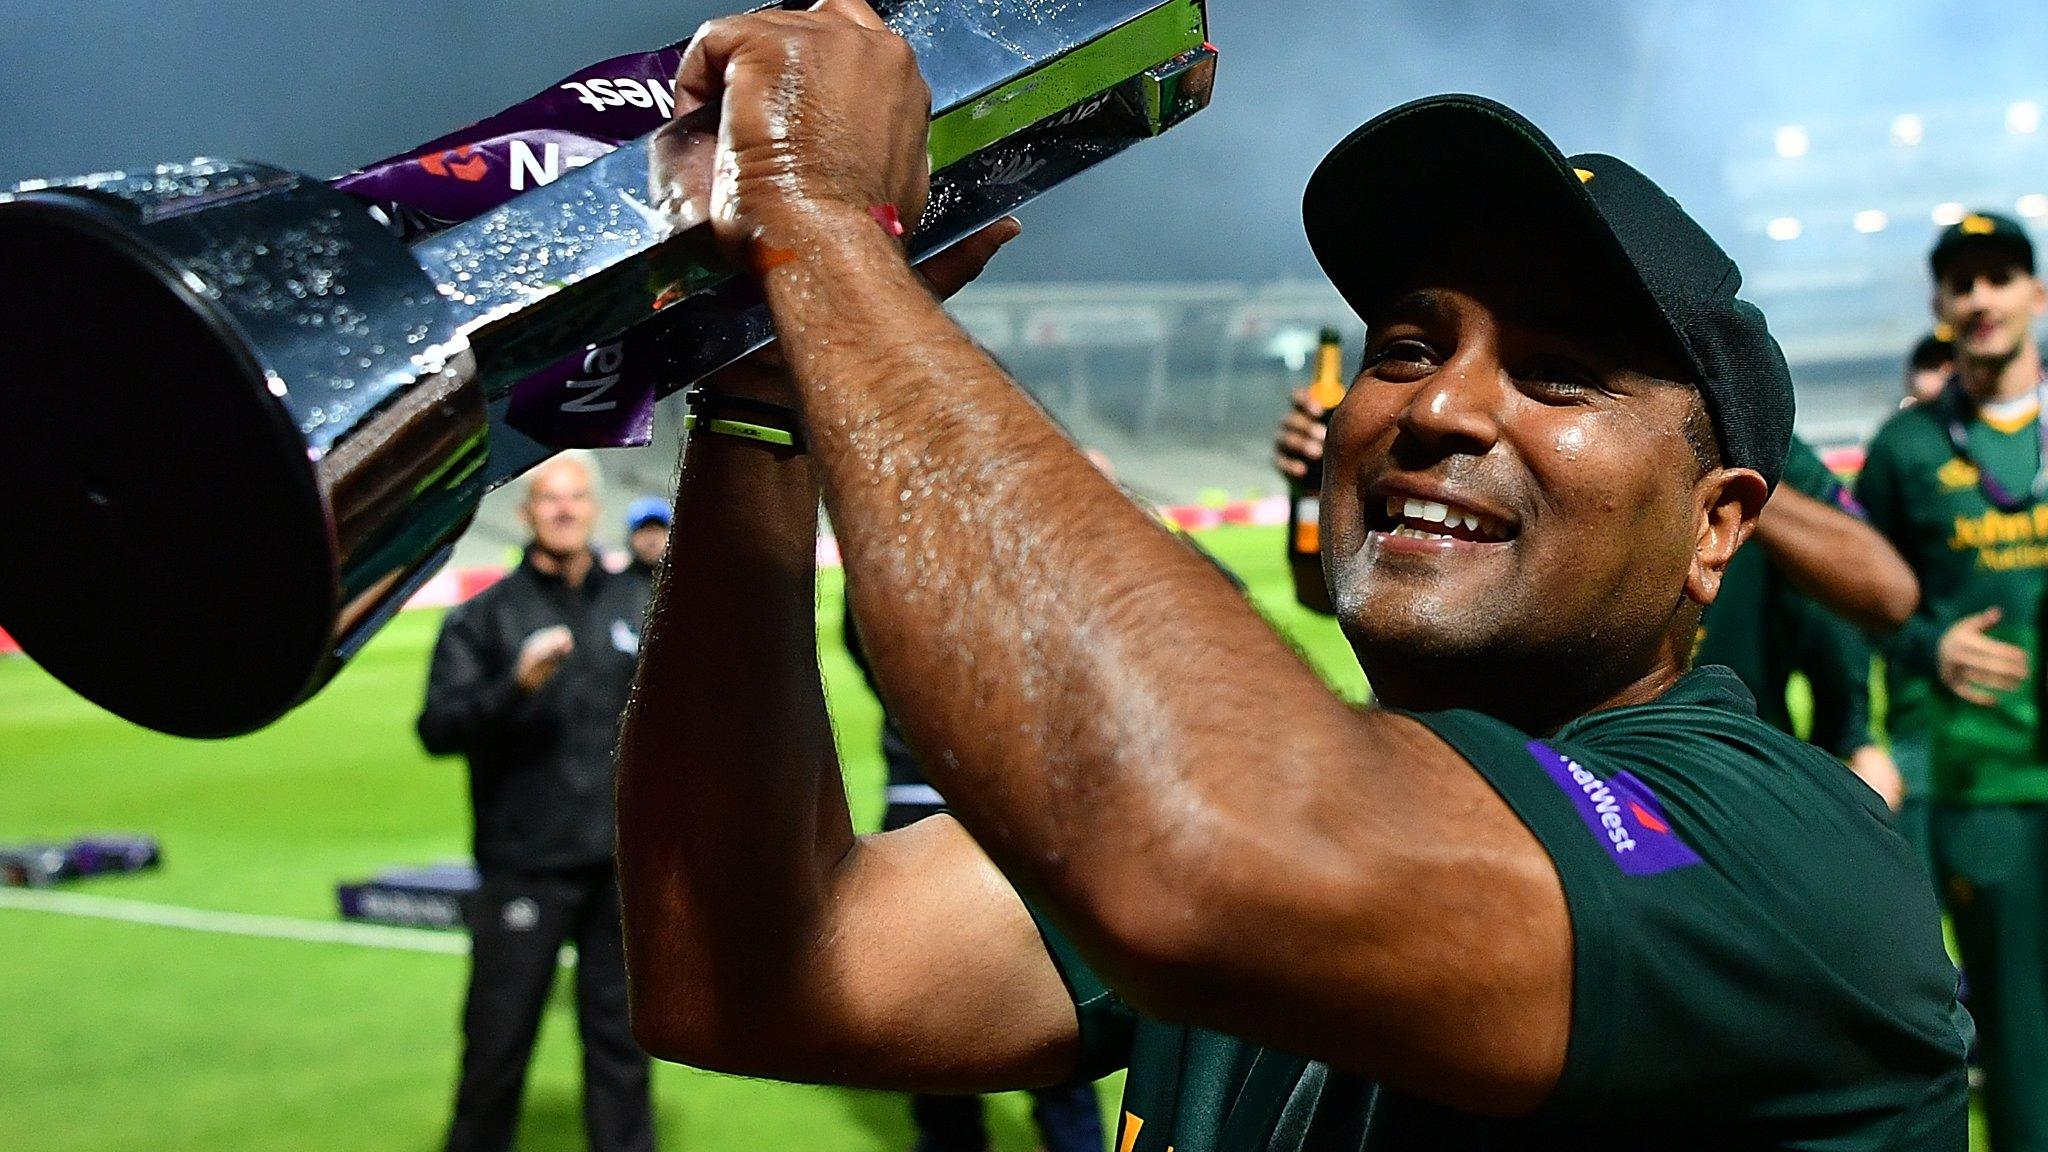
[1518,362,1597,400]
[1365,339,1436,372]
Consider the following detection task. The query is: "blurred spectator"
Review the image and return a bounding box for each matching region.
[626,496,672,578]
[417,452,655,1152]
[1857,211,2048,1152]
[1906,332,1956,408]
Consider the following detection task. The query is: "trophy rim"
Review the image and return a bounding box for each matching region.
[0,193,346,738]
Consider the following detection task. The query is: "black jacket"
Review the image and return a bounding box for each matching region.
[417,550,650,872]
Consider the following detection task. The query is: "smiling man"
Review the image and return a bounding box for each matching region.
[615,5,1969,1148]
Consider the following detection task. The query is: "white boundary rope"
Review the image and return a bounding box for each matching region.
[0,887,468,955]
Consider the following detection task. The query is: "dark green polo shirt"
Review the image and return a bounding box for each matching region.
[1037,668,1970,1151]
[1857,396,2048,803]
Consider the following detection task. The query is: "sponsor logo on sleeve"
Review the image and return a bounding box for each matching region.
[509,138,603,191]
[1526,740,1701,876]
[419,145,490,182]
[560,76,677,117]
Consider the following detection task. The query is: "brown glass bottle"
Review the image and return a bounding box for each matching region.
[1287,328,1348,560]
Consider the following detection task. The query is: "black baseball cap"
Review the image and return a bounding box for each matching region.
[1302,94,1794,490]
[1929,211,2035,280]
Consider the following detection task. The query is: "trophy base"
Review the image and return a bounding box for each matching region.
[0,199,339,738]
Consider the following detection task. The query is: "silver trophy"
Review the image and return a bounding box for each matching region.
[0,0,1215,737]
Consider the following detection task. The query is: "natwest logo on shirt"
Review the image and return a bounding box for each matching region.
[560,76,677,117]
[1526,740,1701,876]
[420,145,489,182]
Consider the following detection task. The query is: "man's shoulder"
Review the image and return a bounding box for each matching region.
[1562,671,1945,962]
[1565,666,1780,747]
[1865,402,1947,462]
[1414,676,1965,1124]
[445,568,529,625]
[1419,668,1908,892]
[1563,668,1881,823]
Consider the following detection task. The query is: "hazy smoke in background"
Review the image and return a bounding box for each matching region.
[2,0,2045,283]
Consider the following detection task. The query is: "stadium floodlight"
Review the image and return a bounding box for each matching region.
[1891,113,1926,147]
[2009,101,2043,135]
[1766,216,1803,241]
[1932,202,1967,226]
[1853,210,1889,234]
[2020,194,2048,219]
[1773,126,1810,159]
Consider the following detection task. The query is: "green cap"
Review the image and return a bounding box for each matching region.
[1301,94,1794,491]
[1929,211,2034,279]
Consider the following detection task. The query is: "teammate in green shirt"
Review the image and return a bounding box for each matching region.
[1889,333,1957,872]
[613,6,1969,1149]
[1857,212,2048,1150]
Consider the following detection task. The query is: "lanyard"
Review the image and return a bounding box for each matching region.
[1943,373,2048,512]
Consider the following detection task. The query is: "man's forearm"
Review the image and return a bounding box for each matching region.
[763,212,1368,968]
[615,418,853,1060]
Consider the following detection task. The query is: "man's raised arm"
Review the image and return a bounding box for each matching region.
[665,0,1576,1116]
[615,352,1079,1090]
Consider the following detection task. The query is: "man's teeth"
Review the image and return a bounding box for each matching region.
[1382,496,1498,538]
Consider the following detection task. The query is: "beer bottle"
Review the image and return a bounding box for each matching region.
[1287,328,1348,560]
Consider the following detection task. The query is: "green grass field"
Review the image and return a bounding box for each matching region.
[0,524,1370,1152]
[2,524,1985,1151]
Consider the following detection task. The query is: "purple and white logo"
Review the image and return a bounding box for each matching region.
[1526,740,1701,876]
[506,340,657,449]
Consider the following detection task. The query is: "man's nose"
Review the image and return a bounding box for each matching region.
[1397,356,1502,457]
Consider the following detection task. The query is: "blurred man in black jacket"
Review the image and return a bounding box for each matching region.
[418,450,654,1152]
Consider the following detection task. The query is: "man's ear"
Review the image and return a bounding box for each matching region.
[1686,467,1769,607]
[2029,274,2046,319]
